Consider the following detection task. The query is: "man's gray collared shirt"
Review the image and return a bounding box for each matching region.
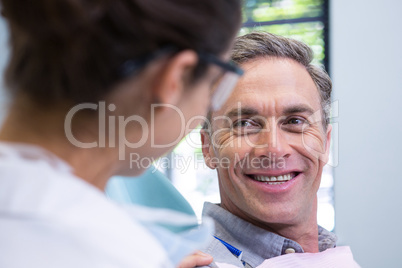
[202,202,337,268]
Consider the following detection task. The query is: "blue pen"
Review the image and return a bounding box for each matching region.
[214,236,244,262]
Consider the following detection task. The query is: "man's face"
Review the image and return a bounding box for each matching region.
[202,58,331,228]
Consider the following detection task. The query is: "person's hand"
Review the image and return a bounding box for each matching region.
[177,250,213,268]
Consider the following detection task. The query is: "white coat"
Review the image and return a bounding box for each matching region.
[0,143,173,268]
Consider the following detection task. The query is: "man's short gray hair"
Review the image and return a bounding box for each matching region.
[231,31,332,126]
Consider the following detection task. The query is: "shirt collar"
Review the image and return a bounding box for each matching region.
[203,202,337,268]
[0,142,72,174]
[318,225,337,252]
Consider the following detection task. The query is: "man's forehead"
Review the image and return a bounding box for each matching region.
[223,102,316,118]
[218,59,320,113]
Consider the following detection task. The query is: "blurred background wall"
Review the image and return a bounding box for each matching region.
[331,0,402,267]
[0,15,9,126]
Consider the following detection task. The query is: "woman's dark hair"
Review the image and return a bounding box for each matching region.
[0,0,242,104]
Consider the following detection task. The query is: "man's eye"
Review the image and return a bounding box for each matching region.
[232,119,261,134]
[281,117,308,132]
[233,120,252,127]
[287,118,304,125]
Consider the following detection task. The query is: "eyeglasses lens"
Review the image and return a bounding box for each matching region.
[210,71,240,111]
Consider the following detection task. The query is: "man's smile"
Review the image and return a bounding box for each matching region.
[249,172,300,185]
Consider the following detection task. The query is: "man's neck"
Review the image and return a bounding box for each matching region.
[268,219,319,253]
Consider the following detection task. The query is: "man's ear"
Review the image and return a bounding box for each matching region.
[320,124,332,164]
[153,50,198,106]
[201,129,217,169]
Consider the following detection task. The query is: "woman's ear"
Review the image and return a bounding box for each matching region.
[153,50,198,106]
[201,129,217,169]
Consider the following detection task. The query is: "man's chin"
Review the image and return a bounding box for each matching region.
[244,206,302,227]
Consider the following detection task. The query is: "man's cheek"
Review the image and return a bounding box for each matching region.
[225,140,252,158]
[217,149,243,174]
[300,132,327,160]
[220,156,232,169]
[212,130,236,150]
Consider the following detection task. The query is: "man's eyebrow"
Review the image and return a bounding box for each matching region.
[223,105,316,119]
[225,107,259,118]
[283,105,315,115]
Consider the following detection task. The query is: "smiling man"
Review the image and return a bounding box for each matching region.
[200,31,335,268]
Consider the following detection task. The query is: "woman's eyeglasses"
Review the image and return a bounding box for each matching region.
[119,46,244,111]
[198,52,244,111]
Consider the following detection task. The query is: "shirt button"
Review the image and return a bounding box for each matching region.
[285,248,296,254]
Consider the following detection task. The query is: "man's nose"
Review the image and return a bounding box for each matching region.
[251,122,291,159]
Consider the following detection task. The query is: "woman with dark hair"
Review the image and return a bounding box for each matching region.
[0,0,243,267]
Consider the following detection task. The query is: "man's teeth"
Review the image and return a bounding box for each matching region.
[253,174,293,185]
